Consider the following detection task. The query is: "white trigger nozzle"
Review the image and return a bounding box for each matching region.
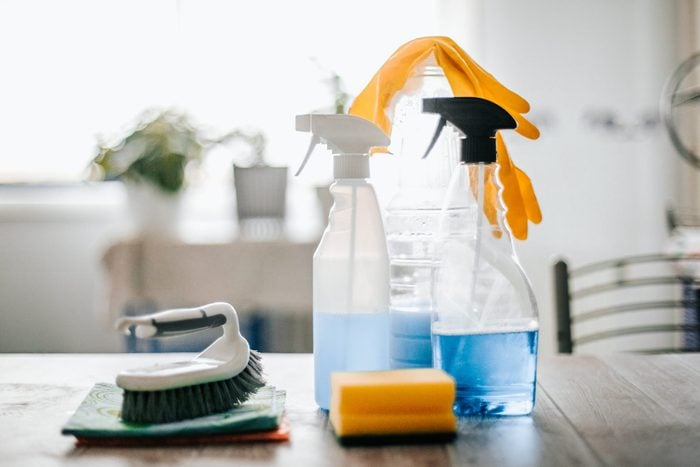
[295,133,321,176]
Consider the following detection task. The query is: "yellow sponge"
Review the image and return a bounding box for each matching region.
[331,369,455,414]
[330,411,457,437]
[329,369,457,443]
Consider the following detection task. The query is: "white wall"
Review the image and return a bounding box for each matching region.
[0,185,129,352]
[467,0,681,353]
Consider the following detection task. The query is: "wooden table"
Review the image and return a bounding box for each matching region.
[1,353,699,466]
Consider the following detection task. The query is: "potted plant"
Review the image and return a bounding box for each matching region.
[88,109,206,238]
[226,130,288,228]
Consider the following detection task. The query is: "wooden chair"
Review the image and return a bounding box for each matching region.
[554,253,700,353]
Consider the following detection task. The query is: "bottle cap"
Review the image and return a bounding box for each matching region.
[422,97,516,163]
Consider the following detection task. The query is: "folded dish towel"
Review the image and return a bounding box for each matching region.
[62,383,288,446]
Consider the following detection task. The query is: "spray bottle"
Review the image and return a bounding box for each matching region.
[295,114,391,410]
[423,97,539,416]
[384,58,459,369]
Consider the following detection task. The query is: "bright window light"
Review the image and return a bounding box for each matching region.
[0,0,446,183]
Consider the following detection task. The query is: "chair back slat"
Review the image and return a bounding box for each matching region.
[574,300,687,323]
[573,277,688,299]
[554,254,700,353]
[574,324,700,346]
[570,253,692,277]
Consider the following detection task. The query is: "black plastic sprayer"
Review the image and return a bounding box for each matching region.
[421,97,516,163]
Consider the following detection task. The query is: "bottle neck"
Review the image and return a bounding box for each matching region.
[444,161,508,236]
[390,61,456,190]
[460,137,497,164]
[333,154,369,179]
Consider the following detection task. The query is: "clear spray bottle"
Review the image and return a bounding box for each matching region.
[385,58,460,369]
[423,97,539,416]
[295,114,391,410]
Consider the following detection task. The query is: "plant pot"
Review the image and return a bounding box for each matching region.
[233,166,288,220]
[124,181,182,239]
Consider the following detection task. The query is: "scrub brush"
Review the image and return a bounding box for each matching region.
[115,302,265,424]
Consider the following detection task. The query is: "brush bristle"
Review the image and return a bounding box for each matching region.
[121,350,265,424]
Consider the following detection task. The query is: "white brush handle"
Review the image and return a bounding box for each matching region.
[115,302,241,339]
[115,302,253,391]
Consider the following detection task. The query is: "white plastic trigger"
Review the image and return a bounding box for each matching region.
[422,116,447,159]
[295,133,321,176]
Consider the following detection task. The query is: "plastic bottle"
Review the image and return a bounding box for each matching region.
[423,97,539,416]
[385,59,459,369]
[295,114,391,410]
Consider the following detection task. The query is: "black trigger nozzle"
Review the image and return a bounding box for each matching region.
[421,97,516,164]
[422,116,446,159]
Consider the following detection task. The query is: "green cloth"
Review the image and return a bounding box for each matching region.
[62,383,284,438]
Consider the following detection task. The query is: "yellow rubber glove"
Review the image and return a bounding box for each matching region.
[349,36,541,240]
[497,134,542,240]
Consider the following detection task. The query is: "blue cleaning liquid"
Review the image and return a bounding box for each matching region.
[433,329,538,416]
[314,311,389,410]
[389,309,432,368]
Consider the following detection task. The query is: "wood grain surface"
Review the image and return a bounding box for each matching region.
[1,353,699,466]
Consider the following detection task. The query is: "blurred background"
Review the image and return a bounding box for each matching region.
[0,0,697,355]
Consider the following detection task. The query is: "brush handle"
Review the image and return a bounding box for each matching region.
[115,303,255,392]
[116,302,241,339]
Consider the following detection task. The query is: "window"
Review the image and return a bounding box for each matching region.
[0,0,447,183]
